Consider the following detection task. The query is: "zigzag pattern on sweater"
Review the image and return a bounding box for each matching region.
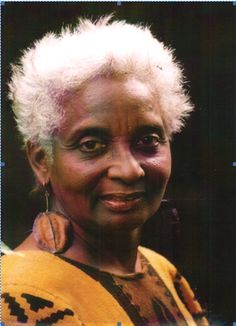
[1,292,74,325]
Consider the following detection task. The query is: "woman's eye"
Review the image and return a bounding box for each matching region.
[135,134,162,152]
[79,139,107,153]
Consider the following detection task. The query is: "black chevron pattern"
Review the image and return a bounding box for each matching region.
[21,293,54,312]
[1,292,28,323]
[2,292,74,325]
[35,308,74,325]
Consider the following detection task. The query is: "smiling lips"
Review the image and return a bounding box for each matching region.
[100,192,145,212]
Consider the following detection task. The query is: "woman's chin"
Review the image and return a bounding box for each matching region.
[93,207,156,233]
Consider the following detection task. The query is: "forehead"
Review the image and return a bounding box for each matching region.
[61,76,165,136]
[67,76,159,115]
[83,76,152,107]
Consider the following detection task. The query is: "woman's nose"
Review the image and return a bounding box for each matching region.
[107,145,145,184]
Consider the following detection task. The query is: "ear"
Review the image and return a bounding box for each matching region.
[26,141,51,186]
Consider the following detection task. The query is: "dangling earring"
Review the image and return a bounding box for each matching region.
[33,184,72,254]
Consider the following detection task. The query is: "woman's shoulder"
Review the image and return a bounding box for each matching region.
[138,245,177,277]
[2,250,78,300]
[2,251,83,325]
[3,250,67,282]
[139,246,209,325]
[2,250,82,310]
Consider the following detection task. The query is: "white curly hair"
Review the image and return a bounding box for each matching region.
[9,15,193,158]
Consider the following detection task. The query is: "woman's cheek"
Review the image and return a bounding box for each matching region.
[143,151,171,183]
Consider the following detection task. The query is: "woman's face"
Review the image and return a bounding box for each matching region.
[49,77,171,233]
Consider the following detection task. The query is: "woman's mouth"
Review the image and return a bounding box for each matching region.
[100,192,145,212]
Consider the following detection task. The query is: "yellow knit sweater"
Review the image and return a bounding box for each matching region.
[2,246,208,325]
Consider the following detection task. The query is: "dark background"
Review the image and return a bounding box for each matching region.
[2,2,235,325]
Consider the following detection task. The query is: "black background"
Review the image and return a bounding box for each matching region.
[2,2,236,325]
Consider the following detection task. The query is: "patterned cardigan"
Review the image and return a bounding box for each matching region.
[2,246,208,325]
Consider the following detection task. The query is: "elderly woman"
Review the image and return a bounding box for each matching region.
[3,16,208,325]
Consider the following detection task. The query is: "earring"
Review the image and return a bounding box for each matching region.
[33,185,72,254]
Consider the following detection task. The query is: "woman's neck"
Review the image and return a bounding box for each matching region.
[63,223,142,274]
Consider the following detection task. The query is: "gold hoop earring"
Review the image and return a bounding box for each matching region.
[33,184,72,254]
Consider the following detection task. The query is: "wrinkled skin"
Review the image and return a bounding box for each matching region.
[49,77,171,234]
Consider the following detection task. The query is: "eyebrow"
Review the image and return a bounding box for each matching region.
[68,123,166,142]
[69,127,111,141]
[133,124,166,139]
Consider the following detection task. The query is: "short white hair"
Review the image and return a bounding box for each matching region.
[9,15,193,157]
